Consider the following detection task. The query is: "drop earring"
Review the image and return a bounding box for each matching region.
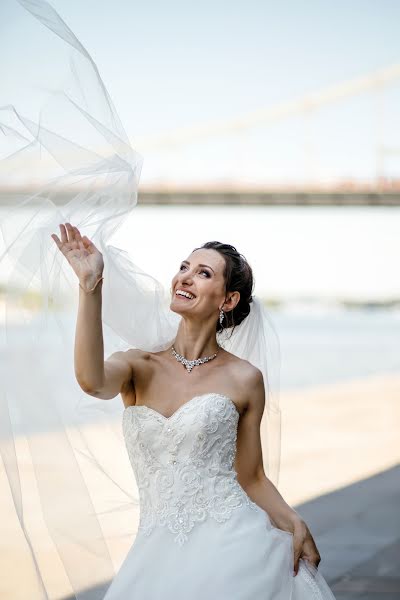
[219,308,224,325]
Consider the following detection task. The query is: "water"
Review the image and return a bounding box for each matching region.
[1,306,399,392]
[272,307,400,389]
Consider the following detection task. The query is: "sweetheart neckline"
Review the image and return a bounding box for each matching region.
[123,392,240,421]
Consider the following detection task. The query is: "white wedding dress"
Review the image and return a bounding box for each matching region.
[1,4,341,599]
[103,392,336,600]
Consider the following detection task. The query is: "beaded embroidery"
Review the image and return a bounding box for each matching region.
[122,393,262,546]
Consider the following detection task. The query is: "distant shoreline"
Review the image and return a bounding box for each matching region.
[1,288,400,314]
[1,187,400,206]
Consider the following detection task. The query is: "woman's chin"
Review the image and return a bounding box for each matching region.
[169,298,193,315]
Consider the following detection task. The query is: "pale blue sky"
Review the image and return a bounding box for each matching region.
[2,0,400,185]
[1,2,400,301]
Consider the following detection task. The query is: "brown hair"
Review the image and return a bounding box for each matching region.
[192,241,254,334]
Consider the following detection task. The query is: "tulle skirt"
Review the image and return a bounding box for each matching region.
[103,502,336,600]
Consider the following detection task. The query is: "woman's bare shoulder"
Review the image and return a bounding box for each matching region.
[221,348,262,378]
[125,348,151,360]
[124,348,163,373]
[125,348,153,372]
[125,348,169,363]
[219,349,263,403]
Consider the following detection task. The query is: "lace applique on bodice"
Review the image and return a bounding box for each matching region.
[122,392,263,546]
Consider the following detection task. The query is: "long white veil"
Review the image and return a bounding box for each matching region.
[0,1,281,598]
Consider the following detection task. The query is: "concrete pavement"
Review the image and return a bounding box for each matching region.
[295,464,400,599]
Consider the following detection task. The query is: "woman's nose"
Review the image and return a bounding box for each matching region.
[180,269,194,284]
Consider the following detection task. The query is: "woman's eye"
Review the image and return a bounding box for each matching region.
[179,265,210,277]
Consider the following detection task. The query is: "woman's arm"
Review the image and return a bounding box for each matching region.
[235,367,321,575]
[74,277,106,392]
[74,263,137,400]
[51,222,134,400]
[235,368,300,528]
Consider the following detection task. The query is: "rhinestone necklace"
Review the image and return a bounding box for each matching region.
[171,344,220,373]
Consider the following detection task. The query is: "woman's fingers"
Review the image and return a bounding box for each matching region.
[305,549,321,569]
[294,533,322,576]
[292,519,307,576]
[74,228,95,254]
[51,233,61,248]
[73,225,83,242]
[59,223,68,244]
[293,549,301,575]
[73,226,86,253]
[52,223,78,247]
[304,529,321,567]
[65,222,76,242]
[82,235,95,253]
[52,224,97,259]
[293,534,303,575]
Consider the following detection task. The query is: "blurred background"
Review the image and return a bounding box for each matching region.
[1,1,399,599]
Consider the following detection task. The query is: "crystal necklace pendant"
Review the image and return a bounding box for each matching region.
[171,345,219,373]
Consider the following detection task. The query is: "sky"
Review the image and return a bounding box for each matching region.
[1,2,400,302]
[1,0,400,186]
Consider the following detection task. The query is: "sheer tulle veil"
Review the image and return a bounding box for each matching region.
[0,1,281,598]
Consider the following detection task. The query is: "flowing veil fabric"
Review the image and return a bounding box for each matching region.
[0,1,281,598]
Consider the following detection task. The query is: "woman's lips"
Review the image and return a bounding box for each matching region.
[175,291,195,300]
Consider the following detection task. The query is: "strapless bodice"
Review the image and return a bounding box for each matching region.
[122,392,263,546]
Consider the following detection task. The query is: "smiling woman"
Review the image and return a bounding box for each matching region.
[173,240,256,335]
[0,2,337,599]
[0,0,278,589]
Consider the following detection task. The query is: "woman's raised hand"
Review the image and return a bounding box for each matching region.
[51,223,104,290]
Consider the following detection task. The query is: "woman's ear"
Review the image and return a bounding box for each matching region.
[224,291,240,312]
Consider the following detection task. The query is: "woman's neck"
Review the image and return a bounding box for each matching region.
[172,322,220,360]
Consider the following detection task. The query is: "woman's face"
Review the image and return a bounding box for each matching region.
[170,248,227,319]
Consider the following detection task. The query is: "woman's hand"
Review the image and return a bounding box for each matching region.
[291,516,321,576]
[51,222,104,290]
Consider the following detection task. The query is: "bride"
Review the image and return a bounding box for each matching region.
[50,222,337,599]
[1,1,336,596]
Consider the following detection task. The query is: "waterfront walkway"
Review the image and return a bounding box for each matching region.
[296,465,400,600]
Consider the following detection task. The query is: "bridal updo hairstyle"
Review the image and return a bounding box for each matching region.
[192,241,254,334]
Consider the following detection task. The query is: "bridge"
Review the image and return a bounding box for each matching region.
[1,63,400,204]
[136,184,400,206]
[1,183,399,205]
[134,62,400,198]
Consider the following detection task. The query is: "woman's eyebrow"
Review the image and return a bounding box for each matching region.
[181,260,215,274]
